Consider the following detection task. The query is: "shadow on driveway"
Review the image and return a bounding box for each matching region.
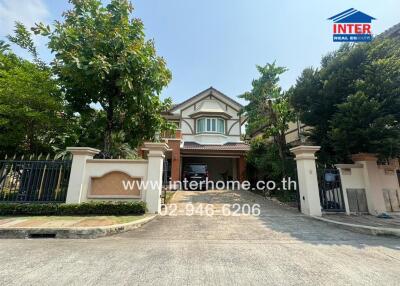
[152,189,400,250]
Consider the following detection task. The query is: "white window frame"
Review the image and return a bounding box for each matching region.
[196,117,225,134]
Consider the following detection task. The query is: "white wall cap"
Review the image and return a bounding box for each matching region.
[143,142,169,153]
[66,147,101,156]
[290,145,321,154]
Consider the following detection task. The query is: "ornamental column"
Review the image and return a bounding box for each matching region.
[144,142,169,213]
[290,145,322,217]
[66,147,100,204]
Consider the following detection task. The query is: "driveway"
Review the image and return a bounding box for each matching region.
[0,190,399,286]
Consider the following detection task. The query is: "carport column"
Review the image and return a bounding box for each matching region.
[166,137,181,183]
[238,155,246,182]
[66,147,100,204]
[144,142,169,214]
[290,146,322,217]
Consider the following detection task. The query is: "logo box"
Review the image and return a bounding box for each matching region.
[328,8,376,42]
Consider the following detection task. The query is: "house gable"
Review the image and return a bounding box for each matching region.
[170,87,242,115]
[168,87,243,145]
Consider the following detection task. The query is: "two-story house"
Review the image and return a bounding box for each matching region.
[157,87,249,184]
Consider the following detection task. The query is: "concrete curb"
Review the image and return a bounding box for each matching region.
[312,216,400,238]
[0,215,157,239]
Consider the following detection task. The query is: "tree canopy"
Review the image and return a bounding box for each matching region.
[290,36,400,163]
[240,62,295,176]
[30,0,172,152]
[2,0,174,157]
[0,50,66,155]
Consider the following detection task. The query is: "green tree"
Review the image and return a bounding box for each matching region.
[65,109,137,158]
[30,0,172,152]
[8,22,44,66]
[0,50,65,155]
[291,36,400,162]
[330,91,400,160]
[246,137,296,200]
[247,137,291,181]
[240,63,295,175]
[0,40,10,54]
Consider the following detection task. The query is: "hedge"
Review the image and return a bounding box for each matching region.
[0,201,146,216]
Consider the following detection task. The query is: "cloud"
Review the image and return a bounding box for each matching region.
[0,0,49,37]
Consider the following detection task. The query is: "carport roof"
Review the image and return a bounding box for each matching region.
[182,142,250,151]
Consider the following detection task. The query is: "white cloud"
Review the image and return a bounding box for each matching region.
[0,0,49,37]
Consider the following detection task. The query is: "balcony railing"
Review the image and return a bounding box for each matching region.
[161,129,181,139]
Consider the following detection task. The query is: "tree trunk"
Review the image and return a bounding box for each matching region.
[275,130,287,177]
[27,121,36,154]
[104,100,114,153]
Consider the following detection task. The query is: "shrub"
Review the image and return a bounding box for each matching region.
[246,138,296,183]
[0,201,146,216]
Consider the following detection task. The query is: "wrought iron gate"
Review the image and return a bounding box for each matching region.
[397,170,400,188]
[161,159,169,204]
[0,158,72,203]
[293,166,301,212]
[318,168,345,212]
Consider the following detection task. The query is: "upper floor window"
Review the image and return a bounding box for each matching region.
[197,117,225,134]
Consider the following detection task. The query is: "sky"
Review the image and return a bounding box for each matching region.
[0,0,399,105]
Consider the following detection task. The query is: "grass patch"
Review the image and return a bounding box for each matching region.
[273,190,298,202]
[165,191,176,204]
[249,188,298,203]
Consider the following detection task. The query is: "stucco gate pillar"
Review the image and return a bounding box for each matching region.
[144,142,169,213]
[351,153,386,215]
[290,146,322,217]
[66,147,100,204]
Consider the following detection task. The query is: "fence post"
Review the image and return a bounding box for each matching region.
[351,153,387,215]
[290,145,322,217]
[144,142,169,213]
[65,147,100,204]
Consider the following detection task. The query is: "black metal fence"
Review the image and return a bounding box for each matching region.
[397,170,400,187]
[161,159,169,204]
[318,168,345,212]
[0,157,72,203]
[293,166,301,212]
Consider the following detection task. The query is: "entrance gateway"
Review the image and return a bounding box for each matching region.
[318,168,346,212]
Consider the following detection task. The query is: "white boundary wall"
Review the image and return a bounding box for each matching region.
[65,143,168,213]
[336,154,400,215]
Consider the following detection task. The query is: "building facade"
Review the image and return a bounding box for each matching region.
[157,87,249,184]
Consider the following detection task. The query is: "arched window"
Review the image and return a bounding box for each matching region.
[197,117,225,134]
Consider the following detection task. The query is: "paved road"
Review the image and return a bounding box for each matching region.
[0,190,399,286]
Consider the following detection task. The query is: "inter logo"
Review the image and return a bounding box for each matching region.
[328,8,376,42]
